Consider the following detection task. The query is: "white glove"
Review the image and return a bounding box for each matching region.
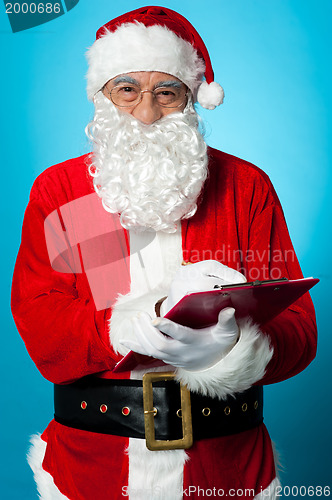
[120,307,239,371]
[162,260,246,315]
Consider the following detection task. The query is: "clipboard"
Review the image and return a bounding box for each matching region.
[112,277,319,373]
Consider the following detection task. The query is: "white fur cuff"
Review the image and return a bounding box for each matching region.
[109,287,169,356]
[175,319,273,399]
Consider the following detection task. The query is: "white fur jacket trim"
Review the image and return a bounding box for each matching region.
[27,435,69,499]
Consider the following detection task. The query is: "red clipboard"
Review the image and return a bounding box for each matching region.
[112,277,319,373]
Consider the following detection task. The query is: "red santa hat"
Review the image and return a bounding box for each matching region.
[86,6,224,110]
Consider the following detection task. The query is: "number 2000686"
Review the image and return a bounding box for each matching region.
[276,486,330,497]
[6,3,61,14]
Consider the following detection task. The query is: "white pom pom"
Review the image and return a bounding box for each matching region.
[197,81,224,110]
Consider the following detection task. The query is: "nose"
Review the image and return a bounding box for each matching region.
[131,91,162,125]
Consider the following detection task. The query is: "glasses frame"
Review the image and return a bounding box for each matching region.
[106,84,188,109]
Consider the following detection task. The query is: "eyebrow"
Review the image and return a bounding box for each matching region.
[154,80,183,89]
[112,76,140,86]
[111,76,183,89]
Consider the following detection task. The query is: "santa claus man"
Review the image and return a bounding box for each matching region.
[11,6,317,500]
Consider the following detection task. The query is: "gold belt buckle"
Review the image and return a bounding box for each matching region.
[142,371,193,451]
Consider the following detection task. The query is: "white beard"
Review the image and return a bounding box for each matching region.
[86,92,208,233]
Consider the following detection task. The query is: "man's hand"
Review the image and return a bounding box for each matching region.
[120,307,239,371]
[162,260,246,315]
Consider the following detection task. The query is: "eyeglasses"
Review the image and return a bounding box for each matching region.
[106,83,188,108]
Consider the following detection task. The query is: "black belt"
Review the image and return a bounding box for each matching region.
[54,372,263,450]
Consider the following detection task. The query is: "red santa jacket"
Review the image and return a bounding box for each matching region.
[12,147,317,499]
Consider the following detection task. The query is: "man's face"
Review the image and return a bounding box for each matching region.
[102,71,188,125]
[89,80,207,232]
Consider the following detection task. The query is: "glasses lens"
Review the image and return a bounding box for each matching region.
[110,84,141,107]
[154,87,186,108]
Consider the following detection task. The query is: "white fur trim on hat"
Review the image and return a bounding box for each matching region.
[197,81,225,110]
[86,22,205,100]
[174,318,273,399]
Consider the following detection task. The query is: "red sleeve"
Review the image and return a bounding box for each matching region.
[247,201,317,385]
[11,182,120,385]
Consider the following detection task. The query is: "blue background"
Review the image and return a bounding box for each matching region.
[1,0,331,498]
